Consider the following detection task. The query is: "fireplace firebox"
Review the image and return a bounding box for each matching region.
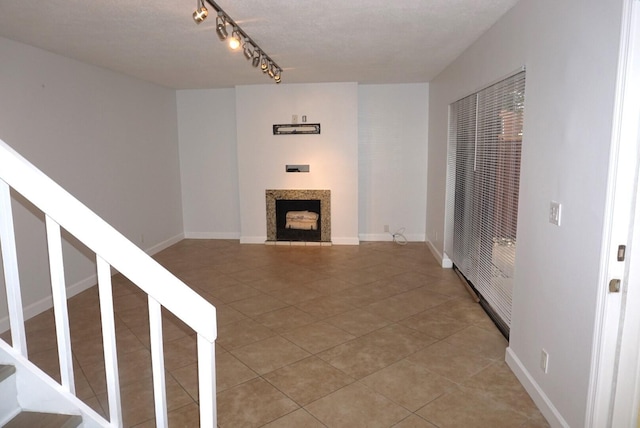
[276,199,321,241]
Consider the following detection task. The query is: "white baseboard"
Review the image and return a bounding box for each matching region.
[144,232,184,255]
[426,240,453,268]
[359,233,426,242]
[505,347,569,428]
[240,236,268,244]
[359,233,393,242]
[331,237,360,245]
[184,232,241,240]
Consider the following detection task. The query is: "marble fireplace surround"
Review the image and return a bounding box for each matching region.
[266,189,331,242]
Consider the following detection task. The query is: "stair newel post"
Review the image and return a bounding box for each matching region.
[96,255,123,426]
[45,215,75,394]
[0,180,27,357]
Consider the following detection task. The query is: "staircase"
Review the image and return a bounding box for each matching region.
[0,138,218,427]
[0,364,81,427]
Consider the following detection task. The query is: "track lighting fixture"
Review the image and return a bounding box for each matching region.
[193,0,282,83]
[192,0,208,24]
[215,12,227,41]
[229,28,241,50]
[243,42,254,60]
[252,50,261,67]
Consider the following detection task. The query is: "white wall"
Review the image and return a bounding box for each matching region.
[358,84,429,242]
[0,37,184,329]
[235,83,359,245]
[177,89,240,239]
[426,0,624,426]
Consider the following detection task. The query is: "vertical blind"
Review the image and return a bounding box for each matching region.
[447,70,525,333]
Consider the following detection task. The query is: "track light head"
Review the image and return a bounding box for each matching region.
[252,50,261,67]
[192,4,208,24]
[229,28,241,50]
[261,57,269,72]
[268,64,276,78]
[216,13,228,41]
[274,69,282,83]
[243,42,254,60]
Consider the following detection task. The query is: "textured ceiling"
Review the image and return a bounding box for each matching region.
[0,0,520,89]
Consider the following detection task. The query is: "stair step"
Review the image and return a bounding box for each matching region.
[0,364,16,383]
[3,411,82,428]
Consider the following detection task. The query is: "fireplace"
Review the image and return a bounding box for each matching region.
[266,189,331,243]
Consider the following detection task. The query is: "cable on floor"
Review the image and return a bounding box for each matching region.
[391,227,408,245]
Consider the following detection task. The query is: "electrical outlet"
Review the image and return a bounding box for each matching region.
[541,349,549,373]
[292,114,298,124]
[549,201,562,226]
[384,225,389,233]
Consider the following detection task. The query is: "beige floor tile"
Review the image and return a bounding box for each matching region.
[215,304,248,327]
[392,414,438,427]
[262,408,326,428]
[13,240,546,428]
[444,325,508,360]
[162,335,197,371]
[305,382,410,428]
[231,336,310,375]
[399,310,469,339]
[325,308,391,336]
[429,298,497,328]
[361,359,456,411]
[317,325,434,379]
[217,318,276,350]
[209,283,263,303]
[264,356,354,405]
[304,277,356,295]
[83,348,153,394]
[421,278,471,298]
[217,378,299,428]
[265,284,324,305]
[364,288,452,322]
[332,268,386,286]
[296,295,355,319]
[96,375,194,427]
[462,361,545,420]
[406,341,496,384]
[254,306,317,334]
[24,310,56,334]
[28,348,61,383]
[132,402,200,427]
[84,396,107,419]
[169,362,199,400]
[416,386,529,428]
[215,351,259,392]
[282,322,355,354]
[520,416,552,428]
[229,294,290,317]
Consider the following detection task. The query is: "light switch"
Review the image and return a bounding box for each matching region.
[549,201,561,226]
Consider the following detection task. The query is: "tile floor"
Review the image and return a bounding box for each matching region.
[1,239,549,427]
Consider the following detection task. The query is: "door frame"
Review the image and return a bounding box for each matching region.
[586,0,640,425]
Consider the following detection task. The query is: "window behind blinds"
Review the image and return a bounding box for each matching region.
[447,71,525,336]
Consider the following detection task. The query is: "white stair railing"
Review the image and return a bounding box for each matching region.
[0,138,217,427]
